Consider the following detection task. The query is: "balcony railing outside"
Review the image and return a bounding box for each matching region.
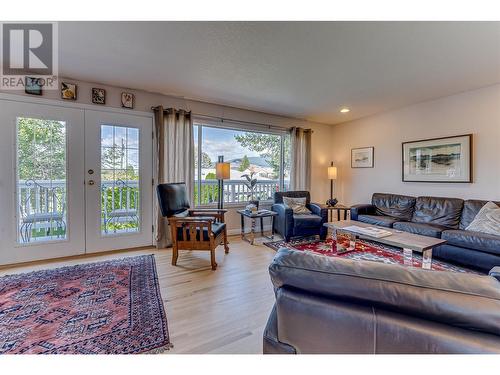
[195,179,288,205]
[17,178,288,242]
[17,179,140,242]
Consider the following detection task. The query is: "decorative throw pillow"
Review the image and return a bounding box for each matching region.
[283,196,311,215]
[466,201,500,236]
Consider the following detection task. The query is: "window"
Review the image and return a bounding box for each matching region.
[100,125,140,235]
[16,117,67,243]
[194,122,290,206]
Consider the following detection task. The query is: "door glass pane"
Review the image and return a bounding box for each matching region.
[101,125,140,235]
[16,117,67,243]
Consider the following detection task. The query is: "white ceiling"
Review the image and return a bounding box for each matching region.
[59,22,500,124]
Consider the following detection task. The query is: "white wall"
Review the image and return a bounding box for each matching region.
[330,84,500,205]
[1,78,333,233]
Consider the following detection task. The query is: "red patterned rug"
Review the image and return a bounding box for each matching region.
[264,237,482,274]
[0,255,171,354]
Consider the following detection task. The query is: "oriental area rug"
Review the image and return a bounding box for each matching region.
[0,255,171,354]
[264,237,482,274]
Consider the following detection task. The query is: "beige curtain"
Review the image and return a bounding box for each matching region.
[289,127,312,191]
[154,106,194,248]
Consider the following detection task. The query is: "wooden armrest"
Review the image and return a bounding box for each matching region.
[189,208,227,213]
[169,216,215,222]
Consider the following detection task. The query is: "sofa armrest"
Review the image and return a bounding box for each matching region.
[350,204,376,221]
[309,203,328,222]
[272,203,294,240]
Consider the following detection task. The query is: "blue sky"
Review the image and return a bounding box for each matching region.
[195,126,261,161]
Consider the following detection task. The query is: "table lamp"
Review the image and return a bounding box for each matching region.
[216,155,230,210]
[326,162,338,207]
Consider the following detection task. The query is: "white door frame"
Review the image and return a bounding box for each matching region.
[0,100,86,264]
[0,94,155,265]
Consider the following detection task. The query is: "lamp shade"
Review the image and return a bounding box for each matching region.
[328,165,337,180]
[216,162,230,179]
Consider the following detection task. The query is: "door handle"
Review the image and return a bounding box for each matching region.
[88,169,94,175]
[88,180,95,185]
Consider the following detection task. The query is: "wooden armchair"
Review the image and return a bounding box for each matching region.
[157,183,229,270]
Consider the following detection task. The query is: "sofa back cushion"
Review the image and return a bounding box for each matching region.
[460,200,500,230]
[412,196,464,228]
[371,193,416,220]
[274,191,310,205]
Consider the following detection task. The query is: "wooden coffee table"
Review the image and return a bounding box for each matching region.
[324,220,447,269]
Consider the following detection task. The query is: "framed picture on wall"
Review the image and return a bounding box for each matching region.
[121,92,135,109]
[25,77,43,95]
[351,147,374,168]
[402,134,472,183]
[92,88,106,104]
[61,82,77,100]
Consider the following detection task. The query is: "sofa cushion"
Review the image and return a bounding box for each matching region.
[465,201,500,235]
[293,214,322,230]
[283,196,311,215]
[393,222,448,238]
[372,193,416,221]
[358,214,398,228]
[459,199,500,229]
[274,191,310,205]
[441,229,500,255]
[460,200,500,230]
[412,196,464,228]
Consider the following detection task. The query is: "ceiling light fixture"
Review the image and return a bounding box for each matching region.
[340,107,350,113]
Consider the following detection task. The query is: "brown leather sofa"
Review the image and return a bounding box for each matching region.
[263,248,500,354]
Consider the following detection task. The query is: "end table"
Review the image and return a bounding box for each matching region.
[323,204,351,221]
[237,209,277,245]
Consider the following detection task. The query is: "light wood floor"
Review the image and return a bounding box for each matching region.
[0,235,278,354]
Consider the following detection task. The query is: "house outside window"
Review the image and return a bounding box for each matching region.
[193,120,290,206]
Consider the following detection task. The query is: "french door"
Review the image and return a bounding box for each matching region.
[84,110,153,253]
[0,99,153,265]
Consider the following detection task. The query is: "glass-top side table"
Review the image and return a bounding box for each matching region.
[237,209,278,245]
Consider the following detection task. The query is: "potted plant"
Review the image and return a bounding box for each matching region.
[241,171,259,211]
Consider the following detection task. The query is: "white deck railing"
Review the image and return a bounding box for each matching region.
[195,179,286,204]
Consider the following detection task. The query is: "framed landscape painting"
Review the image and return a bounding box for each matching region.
[351,147,374,168]
[402,134,472,182]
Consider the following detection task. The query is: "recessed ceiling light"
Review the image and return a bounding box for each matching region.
[340,107,350,113]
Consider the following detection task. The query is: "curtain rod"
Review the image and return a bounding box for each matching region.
[151,106,314,133]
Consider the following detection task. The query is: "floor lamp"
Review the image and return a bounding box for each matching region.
[326,162,338,207]
[216,155,230,210]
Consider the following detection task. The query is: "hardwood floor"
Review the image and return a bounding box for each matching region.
[0,235,278,354]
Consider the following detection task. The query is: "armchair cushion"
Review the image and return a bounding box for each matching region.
[293,214,323,230]
[177,222,226,241]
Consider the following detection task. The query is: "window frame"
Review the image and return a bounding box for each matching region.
[193,119,290,208]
